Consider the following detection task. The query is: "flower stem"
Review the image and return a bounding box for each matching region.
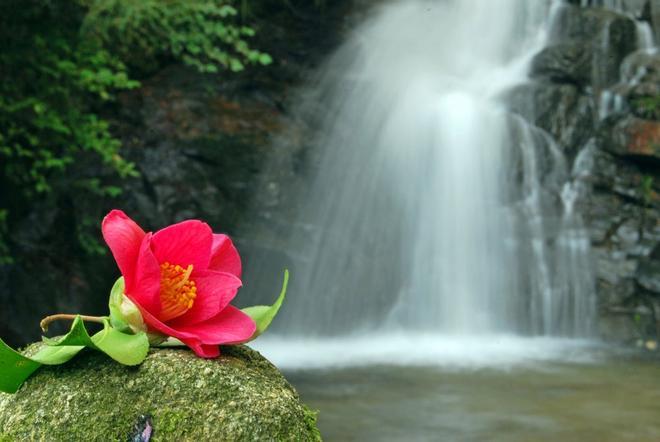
[40,314,107,332]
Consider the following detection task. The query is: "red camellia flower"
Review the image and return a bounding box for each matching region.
[101,209,256,358]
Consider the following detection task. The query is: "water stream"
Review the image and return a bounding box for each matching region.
[255,0,594,348]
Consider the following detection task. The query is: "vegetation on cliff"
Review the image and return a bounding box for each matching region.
[0,0,270,262]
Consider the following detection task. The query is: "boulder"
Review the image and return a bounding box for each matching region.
[0,346,320,441]
[507,81,594,156]
[548,5,638,89]
[530,42,592,87]
[620,51,660,120]
[599,114,660,161]
[638,243,660,293]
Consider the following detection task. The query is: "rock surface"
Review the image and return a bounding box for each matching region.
[0,346,320,441]
[525,1,660,341]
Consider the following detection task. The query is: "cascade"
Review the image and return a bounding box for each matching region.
[253,0,596,342]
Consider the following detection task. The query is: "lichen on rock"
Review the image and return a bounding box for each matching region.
[0,345,321,441]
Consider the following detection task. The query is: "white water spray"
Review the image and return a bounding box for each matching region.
[251,0,597,365]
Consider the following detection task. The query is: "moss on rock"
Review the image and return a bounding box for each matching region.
[0,345,321,441]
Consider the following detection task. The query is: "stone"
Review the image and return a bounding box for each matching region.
[637,243,660,293]
[530,42,592,87]
[650,0,660,44]
[599,114,660,161]
[0,346,320,441]
[507,81,594,156]
[618,51,660,120]
[548,5,638,89]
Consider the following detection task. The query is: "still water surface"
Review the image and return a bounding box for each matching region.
[277,344,660,441]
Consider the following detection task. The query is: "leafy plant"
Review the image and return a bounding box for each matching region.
[82,0,272,75]
[630,95,660,120]
[0,0,270,263]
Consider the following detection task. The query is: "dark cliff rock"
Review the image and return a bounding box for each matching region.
[546,4,638,89]
[518,1,660,342]
[508,81,594,156]
[638,243,660,293]
[599,115,660,163]
[530,42,593,87]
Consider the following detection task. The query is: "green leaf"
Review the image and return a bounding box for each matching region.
[0,339,42,394]
[258,53,272,65]
[43,315,97,347]
[31,345,85,365]
[43,315,148,365]
[0,315,150,393]
[241,269,288,342]
[91,320,149,366]
[108,277,145,334]
[109,277,130,332]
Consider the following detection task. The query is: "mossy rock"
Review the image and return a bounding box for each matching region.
[0,346,320,441]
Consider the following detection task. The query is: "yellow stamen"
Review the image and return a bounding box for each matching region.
[159,262,197,322]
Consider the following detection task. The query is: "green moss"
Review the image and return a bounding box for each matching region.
[0,346,321,441]
[302,406,322,440]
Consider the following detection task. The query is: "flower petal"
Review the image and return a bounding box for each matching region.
[102,210,145,286]
[126,233,161,315]
[208,234,242,278]
[183,342,220,358]
[151,220,213,269]
[174,306,256,345]
[129,297,198,341]
[169,270,242,327]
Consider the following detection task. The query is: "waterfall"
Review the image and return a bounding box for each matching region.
[250,0,596,346]
[593,0,658,119]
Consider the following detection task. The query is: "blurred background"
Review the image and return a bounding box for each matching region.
[2,0,660,440]
[0,0,351,344]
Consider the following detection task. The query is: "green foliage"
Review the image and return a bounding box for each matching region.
[0,0,270,263]
[0,315,149,394]
[640,175,654,206]
[82,0,272,75]
[0,1,139,197]
[631,95,660,120]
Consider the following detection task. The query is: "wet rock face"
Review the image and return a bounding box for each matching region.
[508,81,594,156]
[0,346,320,441]
[517,1,660,341]
[599,115,660,160]
[638,244,660,292]
[545,5,638,89]
[530,43,593,87]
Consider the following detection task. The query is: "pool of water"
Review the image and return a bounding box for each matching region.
[256,337,660,441]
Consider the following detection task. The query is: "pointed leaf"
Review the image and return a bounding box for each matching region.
[0,339,41,394]
[0,316,149,394]
[44,315,99,349]
[91,320,149,366]
[43,316,148,365]
[241,269,288,341]
[30,345,85,365]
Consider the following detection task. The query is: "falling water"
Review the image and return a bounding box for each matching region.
[251,0,596,358]
[593,0,658,119]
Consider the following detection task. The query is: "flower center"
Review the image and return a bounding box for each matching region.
[159,262,197,322]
